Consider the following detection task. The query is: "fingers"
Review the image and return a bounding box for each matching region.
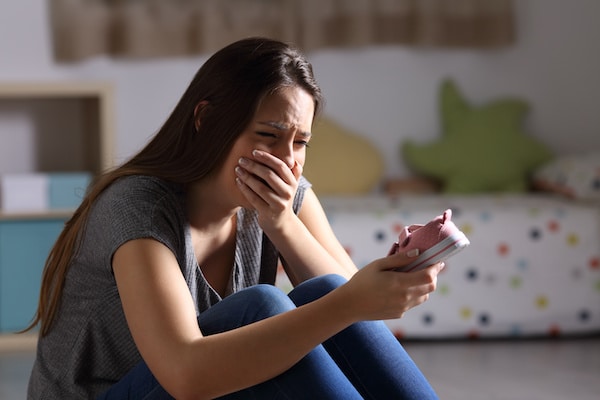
[235,151,301,229]
[378,249,421,271]
[240,150,297,188]
[386,264,440,318]
[395,261,443,293]
[291,158,303,180]
[237,155,298,204]
[235,163,276,208]
[415,263,443,292]
[235,170,264,207]
[392,260,443,303]
[350,257,443,321]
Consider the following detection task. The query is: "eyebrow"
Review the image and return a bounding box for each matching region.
[258,121,312,138]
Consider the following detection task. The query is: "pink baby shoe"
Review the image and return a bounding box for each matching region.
[388,209,470,272]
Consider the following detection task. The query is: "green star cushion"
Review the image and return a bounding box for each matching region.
[402,80,553,193]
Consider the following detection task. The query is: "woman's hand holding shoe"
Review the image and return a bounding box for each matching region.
[337,251,445,322]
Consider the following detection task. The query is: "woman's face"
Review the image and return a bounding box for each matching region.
[218,85,315,207]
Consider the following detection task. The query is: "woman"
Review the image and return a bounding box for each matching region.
[26,37,442,399]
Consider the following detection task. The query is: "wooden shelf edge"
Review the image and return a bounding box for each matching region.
[0,81,113,98]
[0,333,37,352]
[0,210,73,221]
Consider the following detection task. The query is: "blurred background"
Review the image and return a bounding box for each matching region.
[1,0,599,179]
[1,3,599,399]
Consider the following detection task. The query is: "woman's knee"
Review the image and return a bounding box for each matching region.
[241,284,296,319]
[288,274,348,306]
[198,284,295,335]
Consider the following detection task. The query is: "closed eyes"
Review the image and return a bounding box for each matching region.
[255,131,310,147]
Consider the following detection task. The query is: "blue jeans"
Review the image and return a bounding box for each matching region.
[97,274,438,399]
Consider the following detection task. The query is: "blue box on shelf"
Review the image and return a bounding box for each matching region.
[48,172,92,210]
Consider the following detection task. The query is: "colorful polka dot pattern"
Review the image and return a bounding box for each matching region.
[317,194,600,339]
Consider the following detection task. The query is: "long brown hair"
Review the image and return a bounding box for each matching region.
[25,37,323,337]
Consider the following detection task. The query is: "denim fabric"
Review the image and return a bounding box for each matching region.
[97,275,438,399]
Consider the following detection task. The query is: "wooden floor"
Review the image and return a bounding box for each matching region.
[2,336,599,399]
[406,336,600,400]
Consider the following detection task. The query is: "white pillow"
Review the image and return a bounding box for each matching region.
[533,153,600,200]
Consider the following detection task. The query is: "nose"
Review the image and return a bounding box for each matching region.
[274,141,295,169]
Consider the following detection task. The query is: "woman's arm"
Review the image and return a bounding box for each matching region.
[113,238,439,399]
[296,188,358,277]
[236,150,358,283]
[276,188,358,285]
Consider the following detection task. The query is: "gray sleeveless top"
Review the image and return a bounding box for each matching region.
[28,175,311,399]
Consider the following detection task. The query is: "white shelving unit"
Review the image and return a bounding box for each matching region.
[0,81,115,218]
[0,81,115,346]
[0,81,115,175]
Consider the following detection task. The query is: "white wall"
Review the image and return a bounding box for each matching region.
[1,0,599,178]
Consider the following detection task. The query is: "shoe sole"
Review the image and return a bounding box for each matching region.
[394,232,470,273]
